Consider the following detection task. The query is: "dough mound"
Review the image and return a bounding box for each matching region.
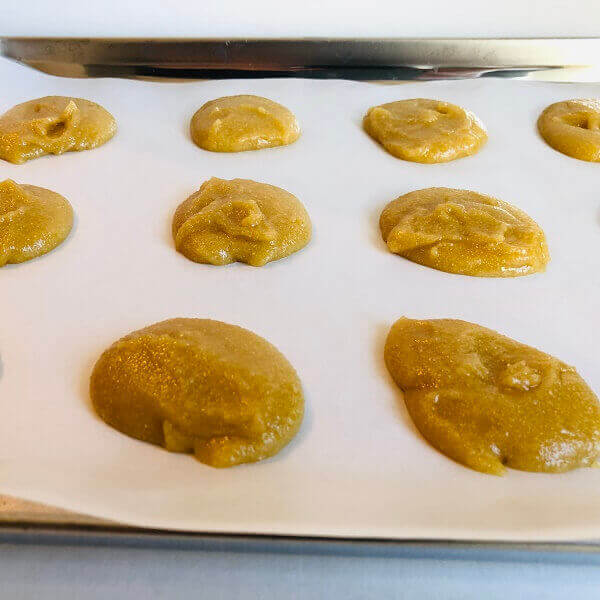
[379,187,549,277]
[363,98,487,163]
[538,99,600,162]
[0,179,73,266]
[0,96,116,164]
[172,177,311,267]
[90,318,305,468]
[385,318,600,475]
[190,95,300,152]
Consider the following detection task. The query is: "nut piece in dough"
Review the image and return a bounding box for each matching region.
[538,99,600,162]
[173,177,311,267]
[384,318,600,475]
[379,187,549,277]
[190,95,300,152]
[0,96,116,164]
[90,318,305,468]
[363,98,487,163]
[0,179,73,266]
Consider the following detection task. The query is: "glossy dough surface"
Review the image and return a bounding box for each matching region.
[90,318,305,468]
[190,95,300,152]
[0,96,116,164]
[0,179,73,266]
[385,318,600,475]
[173,177,311,267]
[538,99,600,162]
[379,187,549,277]
[363,98,487,163]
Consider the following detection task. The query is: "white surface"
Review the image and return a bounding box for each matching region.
[2,0,600,38]
[3,542,600,600]
[1,58,600,541]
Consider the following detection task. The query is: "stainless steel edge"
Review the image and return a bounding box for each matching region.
[2,523,600,564]
[1,37,599,80]
[2,494,600,556]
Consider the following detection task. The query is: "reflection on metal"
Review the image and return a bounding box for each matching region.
[1,37,599,81]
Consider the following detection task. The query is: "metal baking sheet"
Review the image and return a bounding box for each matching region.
[2,37,600,81]
[3,524,600,564]
[1,55,600,542]
[3,496,600,563]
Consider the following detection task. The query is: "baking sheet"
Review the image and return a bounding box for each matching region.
[1,56,600,541]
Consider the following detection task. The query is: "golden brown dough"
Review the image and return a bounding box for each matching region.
[384,318,600,475]
[0,179,73,266]
[190,95,300,152]
[172,177,311,267]
[538,99,600,162]
[90,318,305,468]
[363,98,487,163]
[379,187,549,277]
[0,96,116,164]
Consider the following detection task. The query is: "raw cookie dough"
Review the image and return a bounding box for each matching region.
[538,99,600,162]
[172,177,311,267]
[0,179,73,266]
[363,98,487,163]
[384,318,600,475]
[190,95,300,152]
[379,187,549,277]
[0,96,116,164]
[90,318,305,468]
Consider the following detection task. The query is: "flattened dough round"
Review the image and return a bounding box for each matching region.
[0,96,116,164]
[190,94,300,152]
[379,187,549,277]
[538,99,600,162]
[0,179,73,266]
[363,98,487,163]
[172,177,311,267]
[90,318,305,468]
[385,318,600,475]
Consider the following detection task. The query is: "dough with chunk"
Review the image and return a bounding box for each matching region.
[364,98,487,163]
[385,318,600,475]
[379,187,549,277]
[190,95,300,152]
[538,99,600,162]
[173,177,311,267]
[0,179,73,266]
[0,96,116,164]
[90,318,305,468]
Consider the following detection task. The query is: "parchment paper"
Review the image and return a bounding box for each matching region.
[1,57,599,540]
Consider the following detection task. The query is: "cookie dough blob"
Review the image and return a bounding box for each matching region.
[538,99,600,162]
[90,318,305,468]
[173,177,311,267]
[379,187,549,277]
[385,318,600,475]
[0,179,73,267]
[190,95,300,152]
[363,98,487,163]
[0,96,116,164]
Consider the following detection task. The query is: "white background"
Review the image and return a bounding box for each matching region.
[2,0,600,38]
[4,539,600,600]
